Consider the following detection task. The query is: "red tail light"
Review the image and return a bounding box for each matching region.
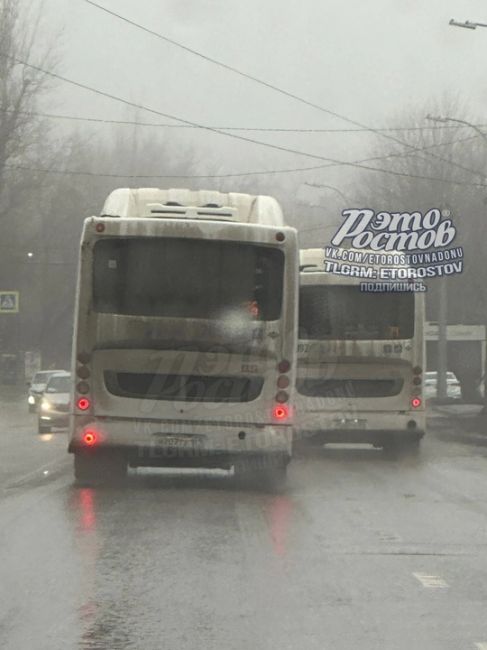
[411,397,422,409]
[77,397,91,411]
[273,404,290,421]
[82,430,98,446]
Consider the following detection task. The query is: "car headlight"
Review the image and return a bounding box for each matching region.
[40,399,52,412]
[28,395,35,405]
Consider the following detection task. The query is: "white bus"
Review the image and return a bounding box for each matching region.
[296,249,425,452]
[68,188,298,486]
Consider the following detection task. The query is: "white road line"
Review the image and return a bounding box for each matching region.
[2,455,69,490]
[413,572,449,588]
[474,643,487,650]
[378,531,402,542]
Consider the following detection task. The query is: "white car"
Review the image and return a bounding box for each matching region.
[38,372,72,434]
[27,369,65,413]
[424,371,462,400]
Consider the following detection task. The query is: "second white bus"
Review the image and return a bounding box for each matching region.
[296,249,425,452]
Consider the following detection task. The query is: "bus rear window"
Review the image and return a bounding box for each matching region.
[93,238,284,321]
[299,285,415,340]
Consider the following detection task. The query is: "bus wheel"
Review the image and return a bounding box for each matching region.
[74,452,127,486]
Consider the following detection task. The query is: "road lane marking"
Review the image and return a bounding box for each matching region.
[2,455,69,490]
[378,531,402,542]
[413,572,449,588]
[474,644,487,649]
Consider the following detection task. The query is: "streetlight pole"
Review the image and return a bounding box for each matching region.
[427,114,487,408]
[437,275,449,401]
[423,116,458,400]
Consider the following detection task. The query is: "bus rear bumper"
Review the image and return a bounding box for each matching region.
[295,411,426,445]
[68,416,293,469]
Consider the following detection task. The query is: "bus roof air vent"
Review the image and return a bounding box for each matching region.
[148,202,186,215]
[100,188,285,225]
[196,206,236,219]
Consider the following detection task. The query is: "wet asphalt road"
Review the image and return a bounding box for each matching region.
[1,400,487,650]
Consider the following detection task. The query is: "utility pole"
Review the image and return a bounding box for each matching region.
[437,277,448,400]
[426,114,487,406]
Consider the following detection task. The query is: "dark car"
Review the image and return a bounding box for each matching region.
[37,372,72,434]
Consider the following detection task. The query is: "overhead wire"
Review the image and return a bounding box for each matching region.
[1,51,416,174]
[5,132,487,188]
[83,0,486,179]
[1,107,485,133]
[2,52,486,187]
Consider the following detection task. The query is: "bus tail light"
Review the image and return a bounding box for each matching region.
[412,365,423,391]
[77,397,91,411]
[77,381,90,394]
[277,375,290,389]
[273,404,290,421]
[82,429,98,447]
[76,354,92,412]
[77,366,90,380]
[411,397,422,409]
[278,360,291,374]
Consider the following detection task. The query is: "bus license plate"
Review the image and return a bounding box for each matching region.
[333,418,367,429]
[153,435,203,449]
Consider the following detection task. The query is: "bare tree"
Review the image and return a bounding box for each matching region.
[0,0,57,219]
[30,126,203,366]
[353,99,487,407]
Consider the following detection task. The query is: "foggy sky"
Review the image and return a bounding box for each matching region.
[40,0,487,196]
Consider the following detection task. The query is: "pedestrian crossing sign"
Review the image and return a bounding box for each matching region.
[0,292,19,313]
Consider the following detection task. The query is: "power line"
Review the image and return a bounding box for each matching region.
[83,0,485,179]
[2,52,486,187]
[5,133,487,188]
[5,134,484,181]
[1,107,486,133]
[0,51,405,173]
